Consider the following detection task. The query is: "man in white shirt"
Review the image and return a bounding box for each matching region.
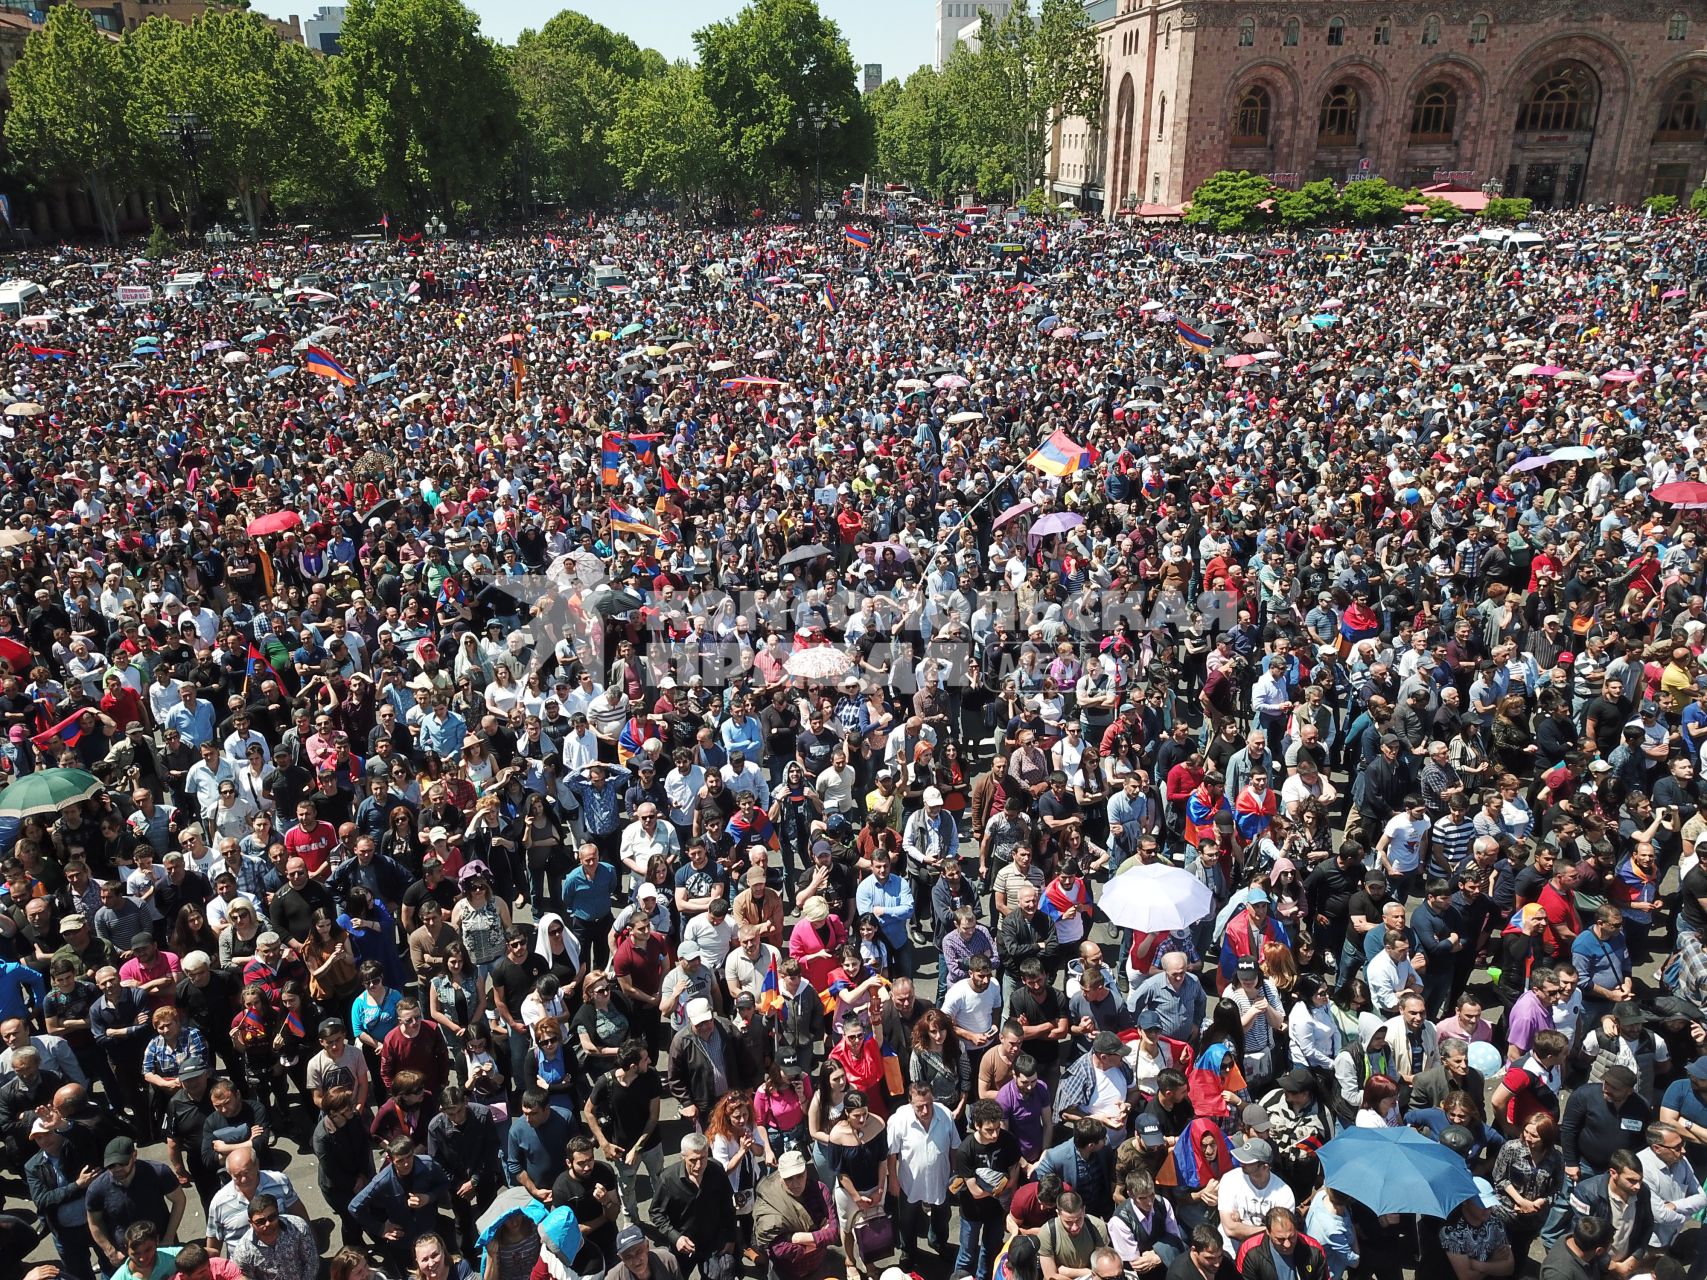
[147,667,185,727]
[720,750,770,809]
[941,955,1003,1052]
[1365,930,1421,1019]
[1217,1137,1297,1253]
[722,927,781,1003]
[1639,1121,1705,1248]
[815,749,858,817]
[664,756,705,842]
[1379,797,1432,900]
[886,1083,956,1263]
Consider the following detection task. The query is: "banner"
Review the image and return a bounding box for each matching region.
[115,285,154,304]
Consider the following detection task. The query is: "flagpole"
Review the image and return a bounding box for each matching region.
[921,458,1026,584]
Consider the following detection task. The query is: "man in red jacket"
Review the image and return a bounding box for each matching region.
[378,998,450,1097]
[1234,1207,1326,1280]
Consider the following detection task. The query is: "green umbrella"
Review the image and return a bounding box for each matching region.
[0,767,104,817]
[617,322,645,338]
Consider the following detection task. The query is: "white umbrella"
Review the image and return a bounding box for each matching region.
[784,645,854,681]
[221,350,250,365]
[4,402,44,417]
[1098,862,1215,933]
[707,359,735,372]
[947,411,984,424]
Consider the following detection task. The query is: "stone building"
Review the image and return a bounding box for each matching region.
[1047,1,1707,215]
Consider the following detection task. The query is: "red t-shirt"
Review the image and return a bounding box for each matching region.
[1537,882,1581,961]
[1499,1060,1560,1130]
[101,687,144,732]
[613,936,667,995]
[283,820,337,874]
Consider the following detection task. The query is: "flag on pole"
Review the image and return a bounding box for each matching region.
[843,227,873,249]
[659,465,683,494]
[30,709,84,751]
[919,225,946,239]
[821,282,840,313]
[301,347,356,385]
[758,957,783,1015]
[1025,428,1098,478]
[609,502,662,537]
[1174,319,1213,351]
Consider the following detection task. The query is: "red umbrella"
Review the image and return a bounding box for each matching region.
[1653,481,1707,506]
[245,510,302,537]
[0,636,30,671]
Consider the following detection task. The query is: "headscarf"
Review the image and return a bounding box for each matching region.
[533,911,582,975]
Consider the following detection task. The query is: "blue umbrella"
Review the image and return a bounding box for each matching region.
[365,370,398,385]
[267,365,295,379]
[1317,1127,1480,1217]
[1036,314,1061,331]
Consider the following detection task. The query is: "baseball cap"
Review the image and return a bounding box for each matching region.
[777,1150,809,1178]
[1279,1068,1315,1093]
[1241,1103,1271,1132]
[1232,1137,1274,1165]
[1135,1114,1166,1149]
[1090,1031,1125,1055]
[178,1056,210,1081]
[614,1227,647,1256]
[1686,1057,1707,1081]
[103,1136,137,1167]
[686,997,714,1025]
[1470,1177,1501,1210]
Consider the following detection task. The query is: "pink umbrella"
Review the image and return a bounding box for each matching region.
[1663,288,1687,299]
[1223,353,1257,369]
[1600,369,1639,383]
[1532,365,1565,377]
[992,501,1036,531]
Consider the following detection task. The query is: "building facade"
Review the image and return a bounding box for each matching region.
[936,0,1013,68]
[1048,0,1707,214]
[303,4,344,54]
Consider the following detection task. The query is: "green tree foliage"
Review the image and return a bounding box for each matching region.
[871,68,963,200]
[1644,193,1679,215]
[1692,185,1707,214]
[1338,177,1411,224]
[4,5,136,242]
[606,61,722,212]
[1420,195,1466,221]
[1184,170,1275,233]
[336,0,518,221]
[1480,196,1534,224]
[512,12,658,206]
[694,0,873,213]
[1273,179,1337,227]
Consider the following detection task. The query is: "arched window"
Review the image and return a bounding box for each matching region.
[1517,63,1597,132]
[1411,81,1458,140]
[1320,83,1360,143]
[1156,93,1167,139]
[1669,11,1689,39]
[1327,15,1346,45]
[1374,16,1391,45]
[1232,85,1272,143]
[1469,13,1489,43]
[1284,17,1300,45]
[1163,20,1171,48]
[1656,79,1707,139]
[1421,14,1441,44]
[1239,16,1255,46]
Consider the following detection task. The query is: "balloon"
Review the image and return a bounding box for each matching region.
[1467,1040,1503,1077]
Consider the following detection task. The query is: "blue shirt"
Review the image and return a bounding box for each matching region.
[855,872,914,949]
[560,862,618,923]
[0,959,44,1023]
[418,709,468,762]
[1571,928,1631,1009]
[350,986,402,1044]
[163,700,216,748]
[720,715,762,760]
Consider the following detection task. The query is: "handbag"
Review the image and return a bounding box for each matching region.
[850,1208,896,1263]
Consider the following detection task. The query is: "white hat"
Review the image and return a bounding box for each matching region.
[922,786,944,807]
[686,997,714,1025]
[637,882,659,902]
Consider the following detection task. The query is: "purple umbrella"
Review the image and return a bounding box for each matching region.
[1506,454,1554,474]
[1028,511,1085,551]
[859,541,913,563]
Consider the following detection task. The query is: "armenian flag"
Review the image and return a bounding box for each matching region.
[821,281,840,314]
[843,227,873,249]
[1183,782,1229,850]
[725,806,779,851]
[245,643,285,693]
[952,222,972,239]
[757,957,783,1015]
[301,347,356,386]
[21,346,72,360]
[1174,319,1214,351]
[609,502,662,538]
[600,432,662,486]
[1024,428,1098,478]
[659,465,683,494]
[919,225,945,239]
[30,709,84,751]
[1232,783,1277,842]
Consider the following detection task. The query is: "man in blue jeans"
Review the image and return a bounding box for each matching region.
[954,1100,1022,1280]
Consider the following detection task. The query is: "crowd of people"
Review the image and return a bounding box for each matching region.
[0,199,1700,1280]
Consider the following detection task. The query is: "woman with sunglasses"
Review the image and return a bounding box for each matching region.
[570,971,629,1074]
[529,1015,577,1122]
[217,898,264,976]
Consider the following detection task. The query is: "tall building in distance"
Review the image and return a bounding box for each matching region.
[302,5,346,54]
[864,62,884,92]
[936,0,1012,69]
[1047,1,1707,217]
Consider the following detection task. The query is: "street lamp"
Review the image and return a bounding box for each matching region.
[205,222,236,248]
[424,214,447,240]
[163,111,212,234]
[796,106,829,213]
[1481,177,1504,199]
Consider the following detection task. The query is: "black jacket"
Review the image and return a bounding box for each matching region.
[1560,1085,1650,1173]
[997,908,1059,975]
[426,1102,505,1198]
[1235,1233,1329,1280]
[649,1161,735,1255]
[1569,1172,1655,1258]
[666,1019,758,1119]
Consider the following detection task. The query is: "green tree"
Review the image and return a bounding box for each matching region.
[1420,194,1466,221]
[1644,193,1679,215]
[694,0,873,214]
[512,12,659,206]
[1692,185,1707,214]
[1273,179,1337,228]
[1480,196,1533,224]
[1338,177,1410,224]
[606,61,722,212]
[4,5,136,242]
[1183,170,1274,232]
[336,0,518,221]
[871,67,962,200]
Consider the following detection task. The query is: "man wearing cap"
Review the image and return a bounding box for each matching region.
[1257,1070,1334,1199]
[26,1109,103,1280]
[85,1137,185,1273]
[902,787,958,942]
[1056,1032,1137,1135]
[1215,1135,1295,1254]
[753,1147,836,1280]
[667,996,752,1125]
[605,1223,681,1280]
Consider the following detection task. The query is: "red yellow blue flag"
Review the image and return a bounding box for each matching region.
[301,347,356,386]
[1174,319,1213,351]
[843,227,873,249]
